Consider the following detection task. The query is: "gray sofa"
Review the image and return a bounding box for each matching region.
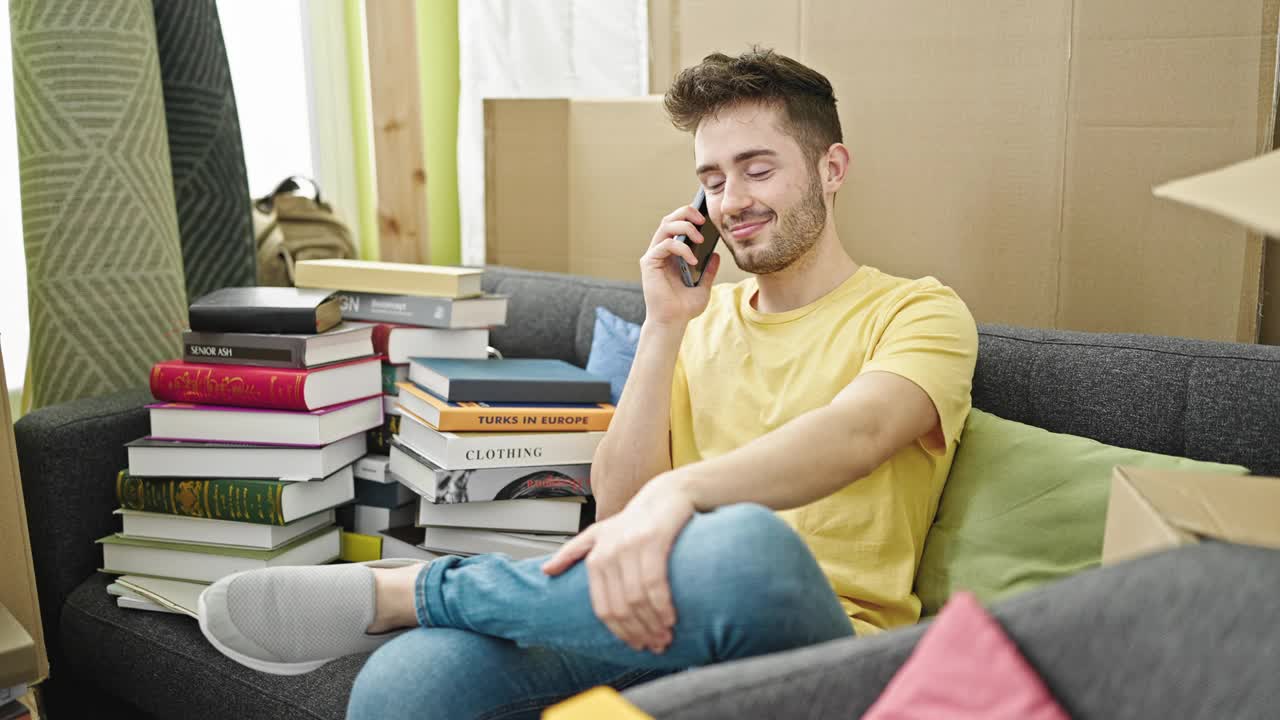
[15,266,1280,719]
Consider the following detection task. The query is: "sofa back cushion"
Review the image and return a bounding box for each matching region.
[914,409,1248,615]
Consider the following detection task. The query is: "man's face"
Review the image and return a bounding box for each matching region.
[694,103,828,275]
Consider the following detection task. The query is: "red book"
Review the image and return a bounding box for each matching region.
[149,356,383,411]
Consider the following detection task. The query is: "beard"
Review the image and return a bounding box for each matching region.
[725,171,827,275]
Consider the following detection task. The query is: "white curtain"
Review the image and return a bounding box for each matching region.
[458,0,649,266]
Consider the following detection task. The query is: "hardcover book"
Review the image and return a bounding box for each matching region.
[294,259,484,299]
[419,527,570,560]
[149,355,381,411]
[372,324,489,364]
[379,525,441,562]
[188,286,341,334]
[115,466,355,525]
[147,396,383,446]
[397,381,614,433]
[408,358,612,404]
[125,433,366,481]
[355,478,417,509]
[397,409,604,470]
[336,291,508,328]
[417,497,591,534]
[182,322,375,369]
[116,508,336,550]
[388,439,591,503]
[98,525,341,583]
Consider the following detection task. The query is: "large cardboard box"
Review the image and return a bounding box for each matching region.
[1102,466,1280,566]
[487,1,1279,343]
[0,345,47,684]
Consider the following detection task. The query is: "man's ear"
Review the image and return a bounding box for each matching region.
[822,143,851,193]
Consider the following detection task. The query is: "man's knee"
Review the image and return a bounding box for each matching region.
[670,503,818,602]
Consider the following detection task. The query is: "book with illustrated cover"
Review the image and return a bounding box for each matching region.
[388,439,591,503]
[182,322,375,369]
[149,356,381,411]
[188,286,341,334]
[115,466,354,525]
[397,409,604,470]
[396,381,614,432]
[294,259,483,299]
[408,358,611,404]
[336,291,507,328]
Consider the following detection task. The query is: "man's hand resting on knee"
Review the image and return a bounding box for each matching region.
[541,473,695,654]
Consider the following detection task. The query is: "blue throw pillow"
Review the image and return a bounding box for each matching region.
[586,306,641,405]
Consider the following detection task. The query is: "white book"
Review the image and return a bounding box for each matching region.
[126,433,366,481]
[388,441,591,503]
[116,508,337,550]
[146,396,383,447]
[354,454,392,483]
[378,326,490,364]
[418,497,586,534]
[351,503,417,534]
[383,394,402,416]
[116,596,181,614]
[397,409,604,470]
[111,575,206,617]
[420,527,572,560]
[379,525,443,562]
[98,526,341,584]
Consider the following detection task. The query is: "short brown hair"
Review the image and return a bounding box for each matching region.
[664,46,842,166]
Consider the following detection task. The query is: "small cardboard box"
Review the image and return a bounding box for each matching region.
[1101,466,1280,566]
[0,345,48,684]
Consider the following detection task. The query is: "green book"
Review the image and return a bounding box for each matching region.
[114,466,355,526]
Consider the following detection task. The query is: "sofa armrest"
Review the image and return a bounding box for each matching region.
[14,388,152,666]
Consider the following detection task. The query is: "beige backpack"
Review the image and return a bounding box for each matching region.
[253,176,358,286]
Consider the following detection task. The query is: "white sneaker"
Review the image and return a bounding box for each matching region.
[197,558,429,675]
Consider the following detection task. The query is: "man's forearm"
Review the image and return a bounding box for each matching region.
[592,320,686,517]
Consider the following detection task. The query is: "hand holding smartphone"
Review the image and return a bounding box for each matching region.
[675,188,721,287]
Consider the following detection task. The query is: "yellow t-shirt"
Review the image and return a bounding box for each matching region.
[670,265,977,636]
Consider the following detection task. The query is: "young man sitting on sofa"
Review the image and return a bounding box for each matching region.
[195,47,978,719]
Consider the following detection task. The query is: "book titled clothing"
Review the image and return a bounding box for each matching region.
[182,322,375,369]
[409,358,612,404]
[388,439,591,503]
[336,291,508,328]
[418,497,590,534]
[115,465,355,524]
[419,527,570,560]
[149,355,381,411]
[147,396,383,446]
[116,508,336,550]
[397,409,604,470]
[125,433,366,481]
[396,381,614,432]
[97,525,341,584]
[188,286,342,334]
[372,324,489,364]
[294,259,484,299]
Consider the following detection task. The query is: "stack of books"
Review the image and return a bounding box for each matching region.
[98,287,384,612]
[389,356,615,559]
[293,259,510,549]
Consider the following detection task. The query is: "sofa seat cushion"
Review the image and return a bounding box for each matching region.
[915,409,1248,615]
[60,572,362,720]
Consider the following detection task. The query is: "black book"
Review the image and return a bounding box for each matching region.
[189,287,342,335]
[407,358,612,404]
[182,322,375,369]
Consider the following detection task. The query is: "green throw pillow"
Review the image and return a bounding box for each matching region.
[914,409,1248,615]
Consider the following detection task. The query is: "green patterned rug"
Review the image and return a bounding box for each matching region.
[11,0,188,410]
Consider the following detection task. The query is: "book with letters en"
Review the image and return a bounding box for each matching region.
[337,291,508,329]
[294,259,484,299]
[125,433,366,480]
[396,381,614,433]
[372,324,489,364]
[188,286,342,334]
[388,439,591,503]
[182,322,375,369]
[97,525,341,583]
[115,466,355,525]
[397,409,604,470]
[409,358,612,404]
[147,396,383,446]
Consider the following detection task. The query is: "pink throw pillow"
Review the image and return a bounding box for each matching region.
[862,592,1070,719]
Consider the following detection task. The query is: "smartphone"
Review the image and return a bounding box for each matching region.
[675,188,721,287]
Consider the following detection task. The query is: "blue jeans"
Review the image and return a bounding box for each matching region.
[346,503,854,719]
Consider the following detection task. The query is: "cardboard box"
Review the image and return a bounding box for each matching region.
[0,345,48,683]
[1101,466,1280,566]
[487,1,1279,342]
